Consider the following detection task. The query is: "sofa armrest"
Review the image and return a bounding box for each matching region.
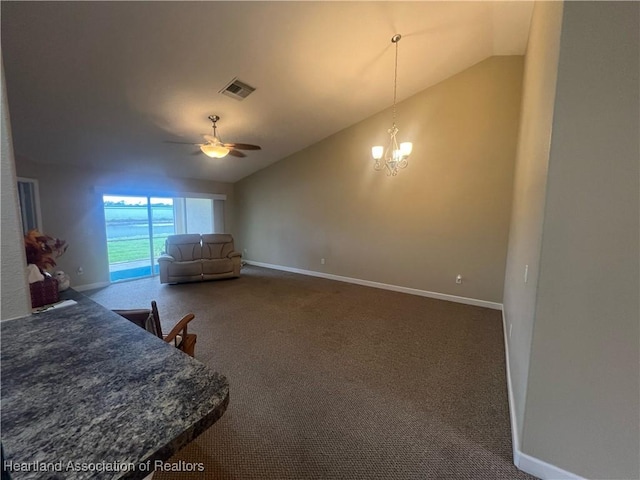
[229,252,242,277]
[158,254,176,263]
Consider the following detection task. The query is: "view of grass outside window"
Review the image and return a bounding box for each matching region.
[104,196,175,281]
[103,194,217,282]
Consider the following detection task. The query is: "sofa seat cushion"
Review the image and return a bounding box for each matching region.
[166,260,203,277]
[202,258,233,275]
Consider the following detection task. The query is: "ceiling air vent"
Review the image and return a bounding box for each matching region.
[219,78,256,101]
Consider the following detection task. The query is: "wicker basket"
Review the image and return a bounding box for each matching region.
[30,276,60,308]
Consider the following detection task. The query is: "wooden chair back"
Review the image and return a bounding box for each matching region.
[113,301,197,357]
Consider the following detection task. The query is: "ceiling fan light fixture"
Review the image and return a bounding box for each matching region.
[200,144,230,158]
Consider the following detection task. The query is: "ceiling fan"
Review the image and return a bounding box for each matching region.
[167,115,261,158]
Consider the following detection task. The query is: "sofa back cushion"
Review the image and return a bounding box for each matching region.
[202,234,235,259]
[165,234,202,261]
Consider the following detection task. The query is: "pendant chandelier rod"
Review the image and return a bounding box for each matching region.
[391,34,400,128]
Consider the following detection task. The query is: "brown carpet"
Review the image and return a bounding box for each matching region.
[87,265,537,480]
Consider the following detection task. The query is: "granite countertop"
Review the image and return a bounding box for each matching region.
[1,290,229,480]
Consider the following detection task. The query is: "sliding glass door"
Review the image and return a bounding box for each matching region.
[103,194,218,282]
[150,197,176,276]
[103,195,175,281]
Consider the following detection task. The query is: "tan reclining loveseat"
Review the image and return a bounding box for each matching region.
[158,234,242,284]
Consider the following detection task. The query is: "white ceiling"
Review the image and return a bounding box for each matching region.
[2,1,533,183]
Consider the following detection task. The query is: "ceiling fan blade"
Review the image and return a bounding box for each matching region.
[164,140,201,145]
[223,143,261,151]
[190,150,202,156]
[227,149,247,158]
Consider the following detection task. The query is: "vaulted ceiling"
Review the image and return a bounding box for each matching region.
[2,1,533,183]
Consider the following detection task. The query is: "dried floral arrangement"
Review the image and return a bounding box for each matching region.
[24,229,68,272]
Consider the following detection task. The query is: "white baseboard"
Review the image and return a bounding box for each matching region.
[244,260,502,310]
[501,307,521,462]
[73,281,111,292]
[518,451,586,480]
[501,308,586,480]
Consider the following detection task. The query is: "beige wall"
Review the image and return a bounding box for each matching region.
[235,57,523,304]
[502,0,563,443]
[15,157,235,289]
[522,2,639,478]
[1,60,31,320]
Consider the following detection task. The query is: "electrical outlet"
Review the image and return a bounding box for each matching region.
[77,267,84,276]
[509,323,513,339]
[321,258,326,265]
[524,264,529,283]
[455,274,462,284]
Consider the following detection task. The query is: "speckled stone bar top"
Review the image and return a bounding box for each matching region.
[1,290,229,480]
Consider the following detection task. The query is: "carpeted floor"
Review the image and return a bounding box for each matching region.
[86,265,537,480]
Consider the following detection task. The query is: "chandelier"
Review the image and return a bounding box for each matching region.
[371,34,413,176]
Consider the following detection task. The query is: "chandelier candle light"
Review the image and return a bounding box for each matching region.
[372,34,413,176]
